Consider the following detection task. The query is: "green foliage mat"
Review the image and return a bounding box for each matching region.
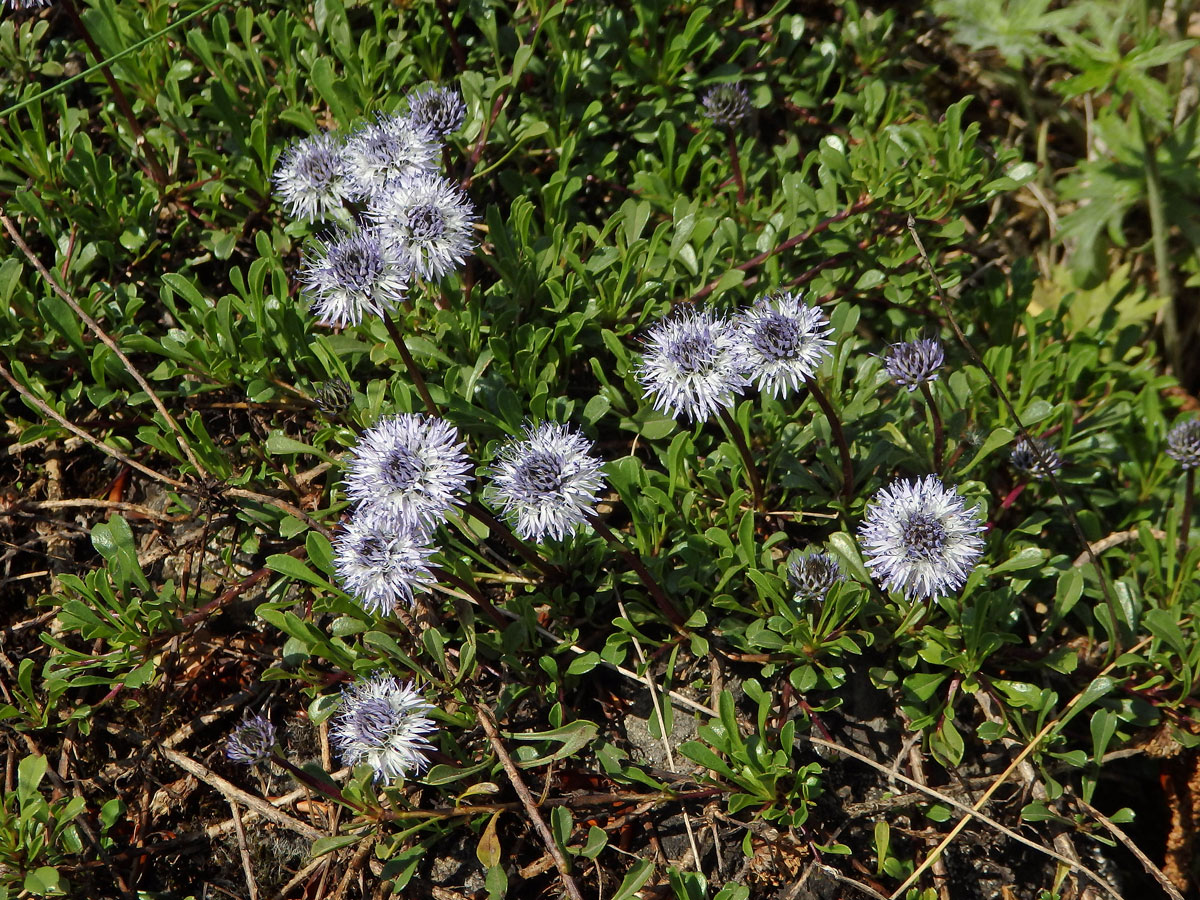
[1,0,1198,897]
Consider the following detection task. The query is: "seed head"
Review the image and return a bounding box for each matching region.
[274,132,354,223]
[487,422,607,542]
[300,228,411,327]
[734,292,834,398]
[369,171,476,281]
[333,511,436,615]
[859,475,985,601]
[787,551,844,602]
[408,85,467,138]
[330,675,437,783]
[1010,436,1062,480]
[226,713,277,767]
[1166,419,1200,469]
[701,82,751,128]
[883,339,944,392]
[638,307,749,423]
[344,413,471,529]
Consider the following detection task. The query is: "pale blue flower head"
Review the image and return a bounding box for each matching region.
[408,85,467,138]
[638,307,749,423]
[226,713,277,766]
[300,227,411,327]
[368,171,476,281]
[487,422,607,542]
[344,113,438,200]
[330,675,437,783]
[883,338,944,392]
[274,132,354,223]
[859,475,984,601]
[344,413,471,529]
[1166,419,1200,470]
[333,511,436,615]
[734,292,834,398]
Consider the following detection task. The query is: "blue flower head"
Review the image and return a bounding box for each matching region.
[344,113,438,201]
[859,475,984,601]
[369,171,476,281]
[333,511,436,616]
[787,550,845,603]
[487,422,607,542]
[1010,436,1062,480]
[1166,419,1200,469]
[300,227,411,327]
[883,339,944,392]
[701,82,751,128]
[331,675,437,783]
[408,85,467,138]
[734,292,834,398]
[274,132,354,223]
[638,307,748,423]
[343,413,471,530]
[226,713,277,767]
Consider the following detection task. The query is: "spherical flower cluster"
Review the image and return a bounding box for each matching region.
[638,307,748,422]
[1010,436,1062,480]
[300,228,410,327]
[343,112,439,199]
[701,82,751,128]
[343,413,471,529]
[1166,419,1200,469]
[225,713,277,767]
[859,475,985,601]
[274,132,355,223]
[368,170,475,281]
[273,85,475,329]
[333,512,436,615]
[883,339,944,392]
[787,551,844,602]
[408,85,467,138]
[734,292,833,398]
[331,675,437,783]
[487,422,606,542]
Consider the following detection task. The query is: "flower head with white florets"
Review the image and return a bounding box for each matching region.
[333,511,436,616]
[859,475,985,601]
[330,675,437,783]
[734,292,834,398]
[274,132,354,223]
[487,422,607,542]
[300,227,411,327]
[344,113,438,200]
[883,338,944,392]
[344,414,471,529]
[1166,419,1200,470]
[368,171,475,281]
[408,85,467,138]
[638,307,748,423]
[225,713,277,767]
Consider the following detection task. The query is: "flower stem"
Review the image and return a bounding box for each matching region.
[270,754,366,813]
[804,376,854,497]
[382,310,439,417]
[716,406,764,510]
[919,382,945,474]
[587,514,686,630]
[1182,468,1195,562]
[463,500,562,581]
[437,566,509,630]
[726,133,746,204]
